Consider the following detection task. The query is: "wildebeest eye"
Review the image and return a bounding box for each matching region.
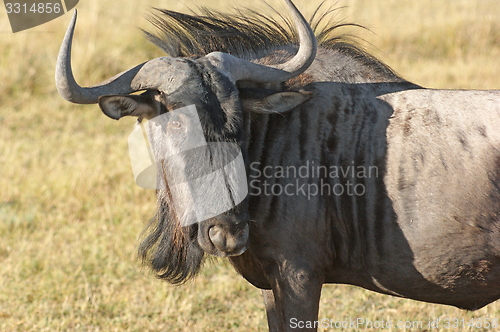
[170,120,182,129]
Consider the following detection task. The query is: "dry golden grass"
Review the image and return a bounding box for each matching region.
[1,0,500,331]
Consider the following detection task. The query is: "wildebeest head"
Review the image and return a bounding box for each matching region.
[55,0,316,283]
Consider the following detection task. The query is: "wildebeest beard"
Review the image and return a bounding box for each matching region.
[138,188,205,284]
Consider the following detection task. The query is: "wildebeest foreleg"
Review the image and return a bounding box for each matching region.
[263,263,323,331]
[262,289,280,331]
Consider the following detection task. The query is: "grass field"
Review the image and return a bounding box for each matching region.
[1,0,500,331]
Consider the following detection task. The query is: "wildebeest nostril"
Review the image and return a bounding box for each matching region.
[208,226,227,251]
[208,224,249,254]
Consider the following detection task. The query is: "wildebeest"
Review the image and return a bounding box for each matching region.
[56,0,500,330]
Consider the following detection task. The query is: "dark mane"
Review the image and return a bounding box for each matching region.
[143,4,402,81]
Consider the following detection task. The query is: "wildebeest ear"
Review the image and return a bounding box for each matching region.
[243,91,313,114]
[98,93,160,121]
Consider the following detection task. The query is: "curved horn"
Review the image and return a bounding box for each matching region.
[56,10,174,104]
[205,0,317,83]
